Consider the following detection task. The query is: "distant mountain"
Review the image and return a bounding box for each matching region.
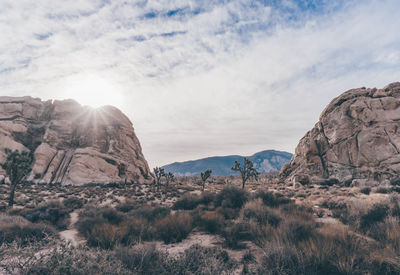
[162,150,293,176]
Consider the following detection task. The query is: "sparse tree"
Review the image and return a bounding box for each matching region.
[231,158,259,189]
[164,172,174,187]
[1,149,33,207]
[200,169,212,191]
[153,167,165,191]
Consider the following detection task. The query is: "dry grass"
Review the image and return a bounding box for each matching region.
[1,174,400,274]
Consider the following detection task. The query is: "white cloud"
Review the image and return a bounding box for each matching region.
[0,0,400,167]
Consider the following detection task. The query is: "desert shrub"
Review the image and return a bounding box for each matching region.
[254,190,291,207]
[242,250,256,264]
[14,201,70,230]
[320,178,340,186]
[101,208,124,225]
[299,225,360,274]
[222,222,250,249]
[114,244,169,274]
[156,212,193,244]
[77,207,125,248]
[216,206,240,219]
[198,211,225,234]
[279,217,316,243]
[301,223,400,274]
[63,197,84,210]
[172,193,202,210]
[78,207,123,226]
[171,245,237,274]
[26,243,130,275]
[360,187,371,195]
[115,244,237,275]
[118,218,154,245]
[241,199,281,226]
[359,204,389,232]
[86,223,120,249]
[116,200,139,213]
[257,243,304,275]
[200,191,216,205]
[128,206,170,222]
[0,214,55,246]
[215,186,248,209]
[391,179,400,186]
[328,201,360,225]
[368,216,400,252]
[376,187,391,194]
[101,182,122,188]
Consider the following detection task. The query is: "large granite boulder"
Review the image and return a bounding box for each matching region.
[0,96,152,185]
[281,82,400,186]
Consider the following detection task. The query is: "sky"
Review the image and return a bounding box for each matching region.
[0,0,400,168]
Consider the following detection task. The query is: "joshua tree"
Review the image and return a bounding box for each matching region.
[231,158,259,189]
[153,167,165,191]
[1,149,33,207]
[200,169,212,191]
[164,172,175,187]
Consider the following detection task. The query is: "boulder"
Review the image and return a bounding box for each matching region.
[0,96,152,185]
[281,82,400,186]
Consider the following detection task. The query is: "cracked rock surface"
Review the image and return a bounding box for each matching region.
[281,82,400,186]
[0,96,152,185]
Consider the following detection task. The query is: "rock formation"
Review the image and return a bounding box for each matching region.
[281,82,400,186]
[0,96,152,185]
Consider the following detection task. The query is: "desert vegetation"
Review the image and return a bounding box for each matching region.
[2,173,400,274]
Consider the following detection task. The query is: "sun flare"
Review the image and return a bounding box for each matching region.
[61,74,124,108]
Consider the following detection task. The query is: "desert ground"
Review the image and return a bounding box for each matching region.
[1,174,400,275]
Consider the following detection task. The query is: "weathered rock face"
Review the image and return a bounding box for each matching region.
[281,82,400,186]
[0,96,152,185]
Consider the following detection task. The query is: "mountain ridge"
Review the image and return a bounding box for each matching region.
[163,150,292,176]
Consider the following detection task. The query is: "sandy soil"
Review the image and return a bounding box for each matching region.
[59,210,85,247]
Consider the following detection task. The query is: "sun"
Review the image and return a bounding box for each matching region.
[61,74,124,108]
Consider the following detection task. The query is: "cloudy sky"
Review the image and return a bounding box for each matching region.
[0,0,400,168]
